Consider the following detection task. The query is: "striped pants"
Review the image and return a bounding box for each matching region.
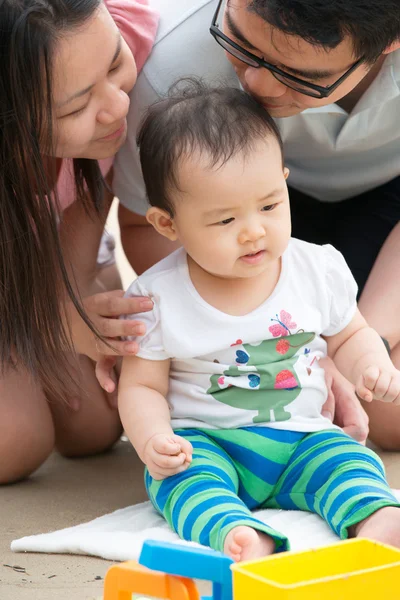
[145,427,400,553]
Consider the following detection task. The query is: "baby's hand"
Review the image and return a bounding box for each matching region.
[356,366,400,405]
[143,433,193,480]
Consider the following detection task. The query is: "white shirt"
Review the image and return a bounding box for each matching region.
[114,0,400,212]
[124,239,357,432]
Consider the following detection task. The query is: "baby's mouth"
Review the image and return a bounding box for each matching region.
[240,250,266,264]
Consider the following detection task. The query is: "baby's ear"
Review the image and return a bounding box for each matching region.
[383,40,400,54]
[284,166,290,180]
[146,207,178,241]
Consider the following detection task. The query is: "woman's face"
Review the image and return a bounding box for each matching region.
[52,3,137,160]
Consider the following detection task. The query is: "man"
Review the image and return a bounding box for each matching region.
[114,0,400,449]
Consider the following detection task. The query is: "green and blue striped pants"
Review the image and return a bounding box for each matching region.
[145,427,400,553]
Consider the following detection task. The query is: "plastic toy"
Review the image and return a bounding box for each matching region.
[232,538,400,600]
[103,559,199,600]
[103,538,400,600]
[103,539,233,600]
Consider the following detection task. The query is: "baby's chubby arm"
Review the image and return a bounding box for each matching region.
[326,309,400,404]
[118,355,192,480]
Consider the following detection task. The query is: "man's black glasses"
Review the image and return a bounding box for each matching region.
[210,0,364,99]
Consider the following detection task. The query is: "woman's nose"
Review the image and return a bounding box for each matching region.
[244,65,287,99]
[96,88,130,125]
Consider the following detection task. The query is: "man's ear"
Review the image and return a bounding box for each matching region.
[383,40,400,54]
[146,207,178,241]
[284,166,290,180]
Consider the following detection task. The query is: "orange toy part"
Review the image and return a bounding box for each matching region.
[103,560,201,600]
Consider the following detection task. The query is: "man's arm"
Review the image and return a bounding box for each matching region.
[118,204,180,274]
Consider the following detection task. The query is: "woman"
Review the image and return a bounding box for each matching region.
[0,0,158,483]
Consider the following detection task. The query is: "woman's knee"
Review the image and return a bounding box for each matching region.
[55,406,122,458]
[0,369,54,484]
[52,355,122,458]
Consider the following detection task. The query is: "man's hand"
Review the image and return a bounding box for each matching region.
[320,356,369,444]
[143,433,193,480]
[356,366,400,404]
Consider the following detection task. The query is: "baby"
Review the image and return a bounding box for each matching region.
[119,81,400,562]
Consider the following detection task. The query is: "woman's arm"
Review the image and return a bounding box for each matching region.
[59,183,152,360]
[58,175,113,292]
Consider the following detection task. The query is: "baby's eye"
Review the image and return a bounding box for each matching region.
[261,203,277,212]
[218,217,235,226]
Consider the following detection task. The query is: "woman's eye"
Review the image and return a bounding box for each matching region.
[261,203,277,212]
[109,61,122,74]
[218,217,235,226]
[61,105,88,119]
[70,106,87,117]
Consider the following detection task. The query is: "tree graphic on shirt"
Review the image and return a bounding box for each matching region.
[207,331,315,423]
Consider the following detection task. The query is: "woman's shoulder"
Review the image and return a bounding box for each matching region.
[56,158,113,212]
[104,0,159,73]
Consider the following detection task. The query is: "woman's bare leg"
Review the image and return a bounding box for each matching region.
[0,264,123,483]
[0,355,121,483]
[0,366,55,484]
[50,354,122,457]
[51,263,123,456]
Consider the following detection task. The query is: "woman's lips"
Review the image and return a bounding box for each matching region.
[98,122,126,141]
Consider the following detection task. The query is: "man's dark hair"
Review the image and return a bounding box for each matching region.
[249,0,400,64]
[137,79,283,215]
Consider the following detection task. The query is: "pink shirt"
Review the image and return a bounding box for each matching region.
[57,0,159,211]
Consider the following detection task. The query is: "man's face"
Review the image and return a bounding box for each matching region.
[222,0,373,117]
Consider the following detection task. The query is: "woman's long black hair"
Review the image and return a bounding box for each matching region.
[0,0,105,397]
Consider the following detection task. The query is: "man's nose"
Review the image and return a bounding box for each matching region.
[244,66,287,99]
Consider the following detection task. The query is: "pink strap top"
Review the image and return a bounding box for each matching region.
[57,0,159,211]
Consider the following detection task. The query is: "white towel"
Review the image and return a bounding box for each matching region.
[11,490,400,562]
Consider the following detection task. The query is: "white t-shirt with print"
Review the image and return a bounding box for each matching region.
[124,238,357,432]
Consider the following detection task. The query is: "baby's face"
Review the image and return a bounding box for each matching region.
[171,138,291,280]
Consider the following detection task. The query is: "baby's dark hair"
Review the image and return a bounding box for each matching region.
[137,79,284,215]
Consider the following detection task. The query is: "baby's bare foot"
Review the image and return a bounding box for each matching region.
[223,525,275,562]
[353,506,400,548]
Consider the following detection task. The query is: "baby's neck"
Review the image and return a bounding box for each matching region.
[187,255,281,316]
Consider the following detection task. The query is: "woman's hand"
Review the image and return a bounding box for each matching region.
[69,287,153,407]
[320,356,369,444]
[70,287,153,361]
